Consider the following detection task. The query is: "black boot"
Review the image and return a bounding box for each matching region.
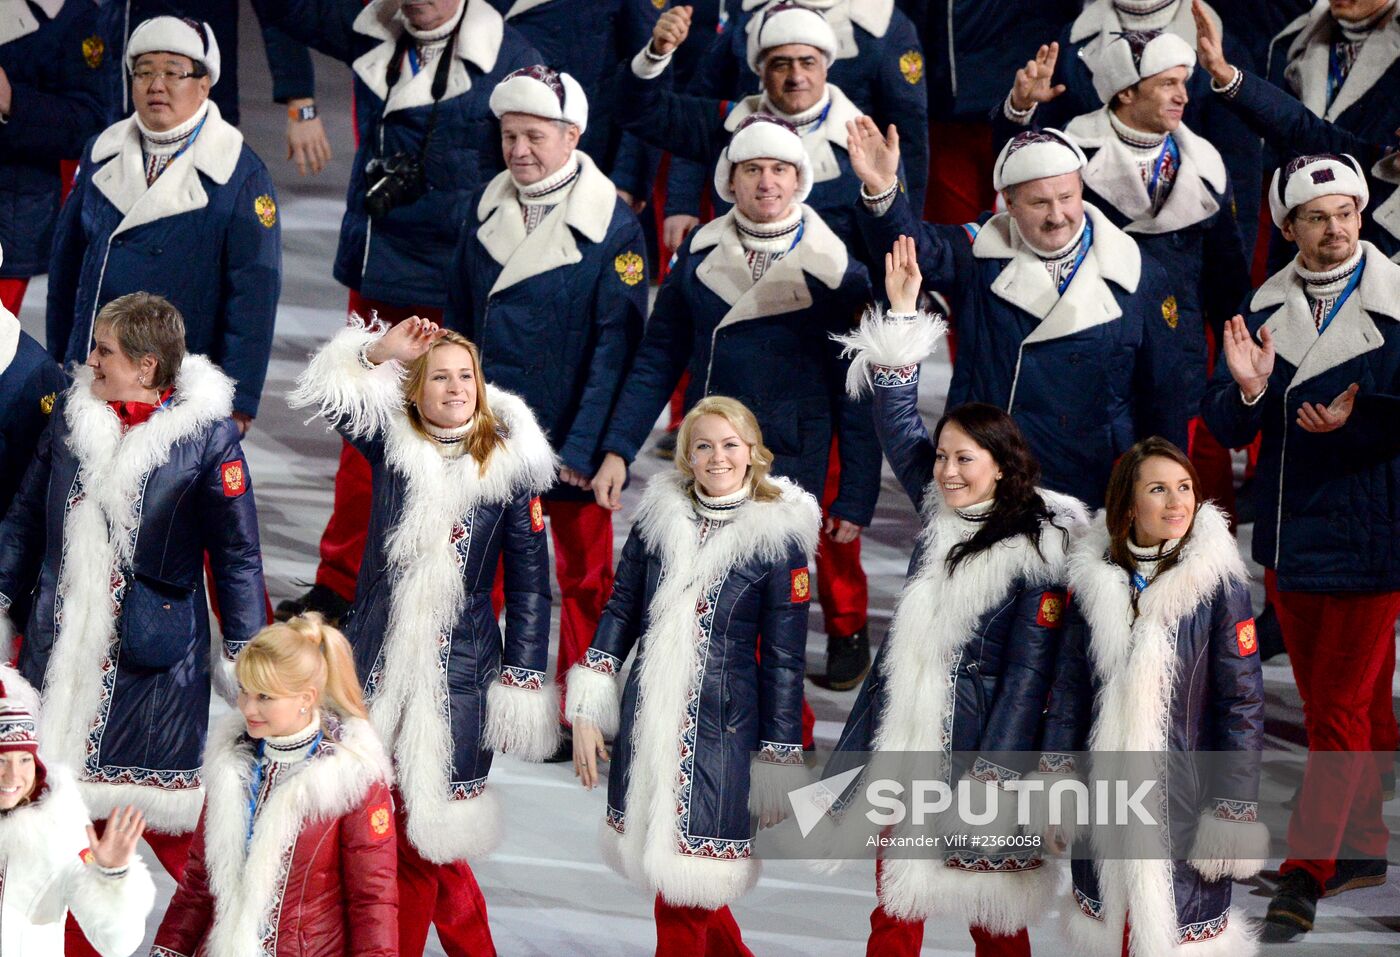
[1323,858,1388,898]
[815,625,870,691]
[274,584,351,626]
[1262,869,1322,942]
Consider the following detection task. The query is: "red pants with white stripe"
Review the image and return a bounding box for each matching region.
[1269,571,1400,885]
[866,860,1032,957]
[395,803,497,957]
[654,895,753,957]
[314,293,444,600]
[65,825,193,957]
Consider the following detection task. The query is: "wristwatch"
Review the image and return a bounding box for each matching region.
[288,102,318,122]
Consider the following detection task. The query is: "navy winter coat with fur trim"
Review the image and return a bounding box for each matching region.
[1202,244,1400,593]
[290,324,558,865]
[858,196,1190,509]
[251,0,540,309]
[0,356,267,834]
[565,472,820,909]
[0,0,109,280]
[0,327,66,522]
[1039,507,1266,957]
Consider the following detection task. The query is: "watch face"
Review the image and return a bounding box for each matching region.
[298,105,318,122]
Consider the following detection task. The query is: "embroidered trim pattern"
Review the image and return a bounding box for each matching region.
[606,804,626,834]
[945,853,1043,872]
[499,666,544,691]
[151,948,189,957]
[255,842,297,957]
[1212,797,1259,823]
[1075,886,1105,921]
[757,741,804,766]
[872,363,919,388]
[970,756,1021,784]
[1177,910,1229,943]
[583,648,622,677]
[449,776,487,802]
[1038,752,1078,775]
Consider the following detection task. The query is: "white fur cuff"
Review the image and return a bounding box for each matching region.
[211,653,239,709]
[482,681,561,763]
[1020,771,1085,854]
[565,664,621,738]
[833,308,947,398]
[748,757,811,820]
[73,855,157,956]
[1187,812,1270,882]
[286,319,404,439]
[0,608,13,664]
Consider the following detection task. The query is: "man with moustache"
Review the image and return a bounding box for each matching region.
[847,118,1189,509]
[1203,153,1400,942]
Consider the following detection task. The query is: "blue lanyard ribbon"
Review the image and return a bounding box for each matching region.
[1146,136,1179,207]
[1317,256,1365,336]
[786,219,806,254]
[407,45,423,75]
[1131,571,1150,594]
[1057,217,1094,295]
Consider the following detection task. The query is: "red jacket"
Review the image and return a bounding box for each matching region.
[152,714,397,957]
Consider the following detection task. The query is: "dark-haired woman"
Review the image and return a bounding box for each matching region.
[831,237,1088,957]
[1037,438,1267,957]
[289,316,555,957]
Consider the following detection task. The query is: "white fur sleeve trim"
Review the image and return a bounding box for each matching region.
[565,663,621,738]
[0,606,14,664]
[748,756,812,820]
[833,307,947,398]
[210,652,239,709]
[482,680,561,763]
[286,319,404,439]
[631,44,672,79]
[68,855,157,957]
[1187,811,1270,882]
[1020,770,1085,853]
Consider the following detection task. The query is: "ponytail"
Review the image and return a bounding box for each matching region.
[235,614,368,720]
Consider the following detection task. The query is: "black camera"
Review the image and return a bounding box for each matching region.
[363,152,427,219]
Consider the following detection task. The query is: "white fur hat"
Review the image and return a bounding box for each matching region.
[714,113,812,203]
[745,1,838,74]
[993,129,1086,192]
[489,65,589,135]
[127,16,221,87]
[1091,29,1195,104]
[1269,153,1370,228]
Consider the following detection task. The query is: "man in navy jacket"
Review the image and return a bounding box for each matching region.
[997,31,1249,518]
[447,66,647,753]
[593,113,883,695]
[0,0,110,316]
[252,0,541,622]
[46,16,280,429]
[851,119,1190,510]
[0,254,66,523]
[1203,154,1400,942]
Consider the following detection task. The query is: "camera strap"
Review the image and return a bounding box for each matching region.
[376,11,465,164]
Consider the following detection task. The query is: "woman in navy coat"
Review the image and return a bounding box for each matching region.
[829,237,1088,957]
[0,291,267,878]
[1036,438,1267,957]
[289,315,556,956]
[567,395,820,955]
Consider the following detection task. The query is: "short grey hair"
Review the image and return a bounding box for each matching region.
[94,292,187,390]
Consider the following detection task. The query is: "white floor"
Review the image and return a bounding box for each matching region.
[13,8,1397,953]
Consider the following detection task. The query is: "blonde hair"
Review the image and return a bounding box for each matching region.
[235,614,368,720]
[401,330,505,475]
[675,395,782,502]
[94,292,187,391]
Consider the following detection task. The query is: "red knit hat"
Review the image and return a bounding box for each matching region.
[0,682,45,802]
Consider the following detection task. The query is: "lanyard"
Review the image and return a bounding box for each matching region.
[1131,571,1150,594]
[170,114,208,166]
[245,730,323,848]
[1328,40,1357,108]
[1318,257,1365,336]
[1057,217,1094,295]
[1146,136,1179,206]
[786,219,806,254]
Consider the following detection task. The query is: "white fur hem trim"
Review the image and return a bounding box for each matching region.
[597,810,763,911]
[404,785,503,865]
[287,318,404,439]
[878,855,1059,933]
[1187,813,1269,882]
[1021,771,1085,853]
[1064,901,1258,957]
[72,855,158,955]
[482,681,561,763]
[78,780,204,834]
[565,663,621,738]
[747,758,811,820]
[833,307,947,397]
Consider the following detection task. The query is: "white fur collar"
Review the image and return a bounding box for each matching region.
[972,203,1143,342]
[689,204,849,331]
[0,302,18,374]
[352,0,504,113]
[475,150,621,295]
[0,0,64,46]
[1070,0,1216,50]
[88,100,245,238]
[1285,0,1400,120]
[0,761,87,856]
[723,83,863,186]
[1249,242,1400,386]
[1372,154,1400,251]
[200,714,392,957]
[740,0,894,49]
[1065,109,1227,234]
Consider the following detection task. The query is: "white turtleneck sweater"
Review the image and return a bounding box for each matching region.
[760,88,832,138]
[137,100,209,185]
[423,418,473,458]
[250,712,322,822]
[1108,110,1178,213]
[1297,245,1364,332]
[735,205,802,282]
[400,0,466,74]
[1112,0,1180,31]
[693,484,749,543]
[1128,535,1182,591]
[514,151,580,234]
[1014,215,1089,293]
[950,496,996,538]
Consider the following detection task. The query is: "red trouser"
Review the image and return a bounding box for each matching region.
[545,499,615,711]
[1269,571,1400,885]
[923,120,996,367]
[1188,326,1237,527]
[395,804,496,957]
[65,825,194,957]
[867,860,1032,957]
[818,441,868,638]
[0,277,29,315]
[654,895,753,957]
[315,292,444,600]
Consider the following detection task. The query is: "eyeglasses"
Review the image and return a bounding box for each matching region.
[131,69,202,86]
[1295,208,1357,228]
